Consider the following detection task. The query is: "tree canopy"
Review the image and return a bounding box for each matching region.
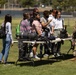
[52,0,76,11]
[1,0,76,12]
[0,0,6,7]
[18,0,36,7]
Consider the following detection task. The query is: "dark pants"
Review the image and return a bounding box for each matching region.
[54,41,62,53]
[40,43,50,55]
[18,39,28,59]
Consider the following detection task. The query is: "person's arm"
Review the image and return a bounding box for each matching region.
[48,17,55,34]
[49,20,55,34]
[41,20,52,27]
[8,23,13,43]
[50,26,54,34]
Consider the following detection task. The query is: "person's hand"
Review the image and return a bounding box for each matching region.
[16,36,20,40]
[11,41,14,47]
[48,19,52,22]
[50,31,54,34]
[50,19,52,22]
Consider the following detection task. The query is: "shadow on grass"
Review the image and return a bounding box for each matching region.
[0,61,15,65]
[13,54,74,66]
[16,59,59,67]
[50,54,74,61]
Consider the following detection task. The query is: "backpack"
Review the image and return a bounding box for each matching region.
[16,20,37,40]
[73,31,76,39]
[60,25,68,38]
[16,24,20,37]
[0,26,6,39]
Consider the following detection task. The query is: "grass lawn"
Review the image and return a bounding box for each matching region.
[0,17,76,75]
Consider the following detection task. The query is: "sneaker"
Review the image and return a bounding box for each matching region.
[52,54,55,58]
[43,54,49,57]
[52,53,57,57]
[34,55,40,60]
[52,53,60,57]
[57,53,61,57]
[30,52,33,57]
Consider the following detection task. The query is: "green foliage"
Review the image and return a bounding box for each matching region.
[0,0,6,7]
[52,0,76,12]
[40,0,51,6]
[19,0,36,7]
[52,0,59,9]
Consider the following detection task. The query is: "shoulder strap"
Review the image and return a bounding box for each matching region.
[1,23,6,32]
[62,19,64,28]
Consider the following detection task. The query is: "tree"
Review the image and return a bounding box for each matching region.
[52,0,59,9]
[40,0,51,6]
[0,0,6,7]
[68,0,76,11]
[19,0,36,7]
[57,0,63,2]
[52,0,76,12]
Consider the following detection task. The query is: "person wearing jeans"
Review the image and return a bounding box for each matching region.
[0,14,13,64]
[0,35,11,63]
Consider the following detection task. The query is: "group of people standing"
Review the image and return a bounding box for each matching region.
[0,8,64,64]
[31,8,64,59]
[40,9,64,58]
[18,8,64,60]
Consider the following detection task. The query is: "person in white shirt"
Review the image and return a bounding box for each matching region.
[48,9,56,35]
[54,11,64,37]
[0,14,13,64]
[54,10,64,56]
[48,9,56,55]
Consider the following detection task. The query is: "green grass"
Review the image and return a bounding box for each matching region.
[0,17,76,75]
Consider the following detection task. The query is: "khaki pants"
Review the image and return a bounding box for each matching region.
[54,30,60,38]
